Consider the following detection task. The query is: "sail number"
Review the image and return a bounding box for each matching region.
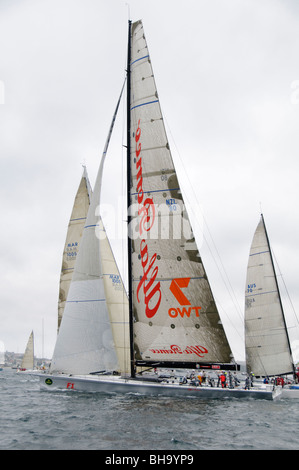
[66,242,79,258]
[166,198,177,211]
[109,274,122,291]
[247,283,256,293]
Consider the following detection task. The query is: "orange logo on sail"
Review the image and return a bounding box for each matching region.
[168,277,201,318]
[170,278,191,305]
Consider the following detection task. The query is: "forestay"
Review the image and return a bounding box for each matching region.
[128,21,233,368]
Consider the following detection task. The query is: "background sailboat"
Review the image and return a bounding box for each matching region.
[0,346,4,370]
[244,214,295,378]
[57,166,92,332]
[19,331,34,371]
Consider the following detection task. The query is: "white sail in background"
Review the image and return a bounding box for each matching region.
[97,217,130,375]
[245,215,294,376]
[58,167,92,331]
[21,331,34,370]
[51,87,129,376]
[128,21,232,367]
[0,343,4,366]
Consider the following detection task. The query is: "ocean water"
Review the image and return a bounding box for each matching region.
[0,368,298,451]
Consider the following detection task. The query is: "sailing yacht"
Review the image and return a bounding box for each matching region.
[245,214,298,398]
[18,331,34,372]
[38,20,280,400]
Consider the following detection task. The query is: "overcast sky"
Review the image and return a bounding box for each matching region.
[1,0,299,363]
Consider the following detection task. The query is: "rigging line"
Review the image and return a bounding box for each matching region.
[202,232,243,325]
[213,293,244,343]
[272,247,299,327]
[253,352,269,377]
[161,129,244,345]
[162,113,243,321]
[202,227,243,320]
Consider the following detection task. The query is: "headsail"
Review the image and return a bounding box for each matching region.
[51,84,130,375]
[127,21,233,370]
[58,167,92,332]
[245,215,294,376]
[21,331,34,370]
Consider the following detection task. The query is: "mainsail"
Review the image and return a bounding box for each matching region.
[127,20,233,370]
[245,214,294,376]
[58,167,92,331]
[21,331,34,370]
[51,85,130,375]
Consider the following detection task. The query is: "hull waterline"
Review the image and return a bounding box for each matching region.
[280,385,299,399]
[37,373,281,400]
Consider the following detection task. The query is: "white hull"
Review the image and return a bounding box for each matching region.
[37,373,281,400]
[280,385,299,399]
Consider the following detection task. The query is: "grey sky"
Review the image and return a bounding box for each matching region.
[1,0,299,362]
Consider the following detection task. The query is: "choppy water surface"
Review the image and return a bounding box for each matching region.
[0,368,298,450]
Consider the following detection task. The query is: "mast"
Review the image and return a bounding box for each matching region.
[261,214,295,378]
[126,20,135,378]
